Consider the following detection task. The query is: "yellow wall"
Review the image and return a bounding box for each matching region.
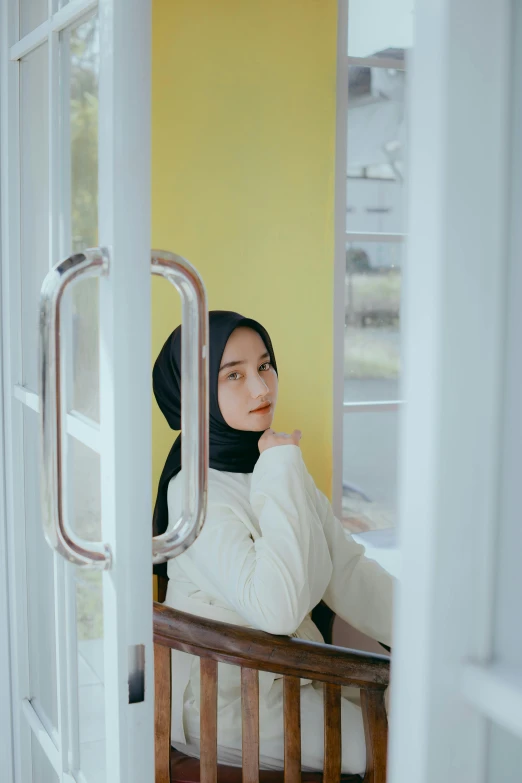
[151,0,338,500]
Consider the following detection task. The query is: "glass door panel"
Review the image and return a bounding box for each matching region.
[23,406,58,736]
[68,435,106,782]
[20,42,49,392]
[2,2,153,781]
[31,736,60,783]
[67,14,100,421]
[19,0,48,39]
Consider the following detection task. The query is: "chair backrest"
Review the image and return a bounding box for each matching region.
[153,602,390,783]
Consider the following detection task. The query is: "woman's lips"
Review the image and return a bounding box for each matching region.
[250,403,271,414]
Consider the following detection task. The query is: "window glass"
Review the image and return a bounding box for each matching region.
[344,241,402,399]
[20,0,47,38]
[342,410,398,531]
[347,66,406,233]
[20,43,49,392]
[487,721,522,783]
[347,0,413,60]
[68,15,101,422]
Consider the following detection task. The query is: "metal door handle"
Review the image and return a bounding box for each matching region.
[39,248,208,568]
[39,248,112,568]
[151,250,208,563]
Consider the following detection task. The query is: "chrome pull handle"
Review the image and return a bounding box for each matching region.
[151,250,208,563]
[39,248,112,569]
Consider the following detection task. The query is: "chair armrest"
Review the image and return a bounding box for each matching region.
[153,602,390,689]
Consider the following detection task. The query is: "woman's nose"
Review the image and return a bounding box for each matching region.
[249,373,269,397]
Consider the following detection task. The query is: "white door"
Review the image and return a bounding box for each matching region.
[389,0,522,780]
[0,1,155,781]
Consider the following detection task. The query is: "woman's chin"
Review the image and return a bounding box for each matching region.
[247,413,274,432]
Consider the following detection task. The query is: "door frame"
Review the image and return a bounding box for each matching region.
[389,0,518,780]
[0,3,33,780]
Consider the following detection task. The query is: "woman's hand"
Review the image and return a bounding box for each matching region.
[258,428,302,454]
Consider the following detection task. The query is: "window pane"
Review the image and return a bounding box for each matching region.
[67,14,100,421]
[347,66,406,233]
[71,278,100,421]
[68,434,106,782]
[20,0,48,38]
[31,734,59,783]
[347,0,413,59]
[23,407,58,733]
[69,435,101,542]
[342,411,398,531]
[487,721,522,782]
[344,241,401,400]
[69,15,99,252]
[20,43,49,392]
[77,567,106,783]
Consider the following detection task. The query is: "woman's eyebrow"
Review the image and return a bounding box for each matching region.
[219,359,245,371]
[219,351,270,372]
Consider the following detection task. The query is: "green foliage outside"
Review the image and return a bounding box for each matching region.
[344,270,401,379]
[70,18,98,252]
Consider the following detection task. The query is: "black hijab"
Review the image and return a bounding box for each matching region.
[152,310,278,578]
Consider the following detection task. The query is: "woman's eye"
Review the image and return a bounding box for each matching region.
[227,372,241,381]
[259,362,271,372]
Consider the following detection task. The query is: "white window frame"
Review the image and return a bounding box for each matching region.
[332,0,406,517]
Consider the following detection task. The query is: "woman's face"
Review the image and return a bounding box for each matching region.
[217,327,278,431]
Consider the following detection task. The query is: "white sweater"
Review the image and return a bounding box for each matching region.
[165,444,393,771]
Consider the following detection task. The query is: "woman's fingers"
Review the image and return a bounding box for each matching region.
[258,428,303,453]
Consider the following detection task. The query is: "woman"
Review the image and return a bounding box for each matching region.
[153,310,393,775]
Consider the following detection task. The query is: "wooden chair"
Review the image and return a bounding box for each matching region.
[153,601,390,783]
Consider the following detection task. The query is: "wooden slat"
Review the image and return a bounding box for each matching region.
[323,682,342,783]
[283,675,301,783]
[154,643,172,783]
[200,658,218,783]
[360,689,388,783]
[241,667,260,783]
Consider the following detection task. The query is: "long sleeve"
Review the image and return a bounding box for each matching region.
[168,445,333,636]
[316,488,394,646]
